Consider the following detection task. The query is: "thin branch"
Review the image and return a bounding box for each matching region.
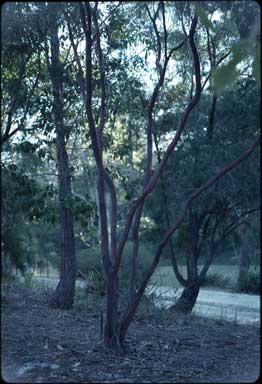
[92,4,106,142]
[64,10,86,100]
[120,134,260,332]
[92,3,118,264]
[1,55,40,145]
[161,1,168,60]
[127,2,186,297]
[115,16,198,273]
[79,1,111,271]
[201,51,231,92]
[145,2,162,73]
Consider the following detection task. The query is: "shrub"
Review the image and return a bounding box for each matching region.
[237,271,260,294]
[76,241,154,295]
[2,271,17,285]
[201,272,231,288]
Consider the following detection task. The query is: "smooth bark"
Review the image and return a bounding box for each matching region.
[48,3,76,310]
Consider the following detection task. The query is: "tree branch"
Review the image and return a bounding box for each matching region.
[79,1,111,271]
[116,15,199,273]
[120,134,260,331]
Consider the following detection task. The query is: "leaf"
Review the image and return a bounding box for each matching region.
[213,36,258,92]
[213,59,237,92]
[194,3,215,31]
[231,39,250,63]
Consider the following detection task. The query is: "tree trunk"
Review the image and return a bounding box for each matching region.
[170,248,201,314]
[170,211,200,314]
[171,280,200,314]
[48,4,76,310]
[103,271,124,354]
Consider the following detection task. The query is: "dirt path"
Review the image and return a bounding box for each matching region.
[1,284,260,383]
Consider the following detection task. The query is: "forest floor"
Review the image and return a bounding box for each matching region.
[1,283,260,383]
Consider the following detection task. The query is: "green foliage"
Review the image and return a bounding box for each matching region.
[237,271,260,294]
[77,241,155,295]
[193,3,215,31]
[201,272,232,289]
[1,2,260,307]
[173,223,190,251]
[1,229,27,274]
[1,271,17,285]
[213,38,260,92]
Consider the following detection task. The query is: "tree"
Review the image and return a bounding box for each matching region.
[46,3,76,310]
[1,1,260,356]
[146,1,260,313]
[67,2,259,352]
[1,3,43,145]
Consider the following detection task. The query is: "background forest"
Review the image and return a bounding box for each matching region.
[1,0,260,356]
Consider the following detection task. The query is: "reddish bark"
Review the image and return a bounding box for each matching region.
[72,2,260,350]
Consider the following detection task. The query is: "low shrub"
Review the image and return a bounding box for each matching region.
[237,271,260,294]
[76,241,155,295]
[201,272,231,288]
[2,271,17,285]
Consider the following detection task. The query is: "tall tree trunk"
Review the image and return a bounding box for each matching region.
[48,4,76,310]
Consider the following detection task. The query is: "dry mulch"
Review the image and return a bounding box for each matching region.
[1,284,260,383]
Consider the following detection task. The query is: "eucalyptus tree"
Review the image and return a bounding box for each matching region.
[61,1,260,353]
[150,71,260,314]
[42,2,77,310]
[2,3,80,308]
[1,3,44,145]
[144,0,260,313]
[1,0,260,354]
